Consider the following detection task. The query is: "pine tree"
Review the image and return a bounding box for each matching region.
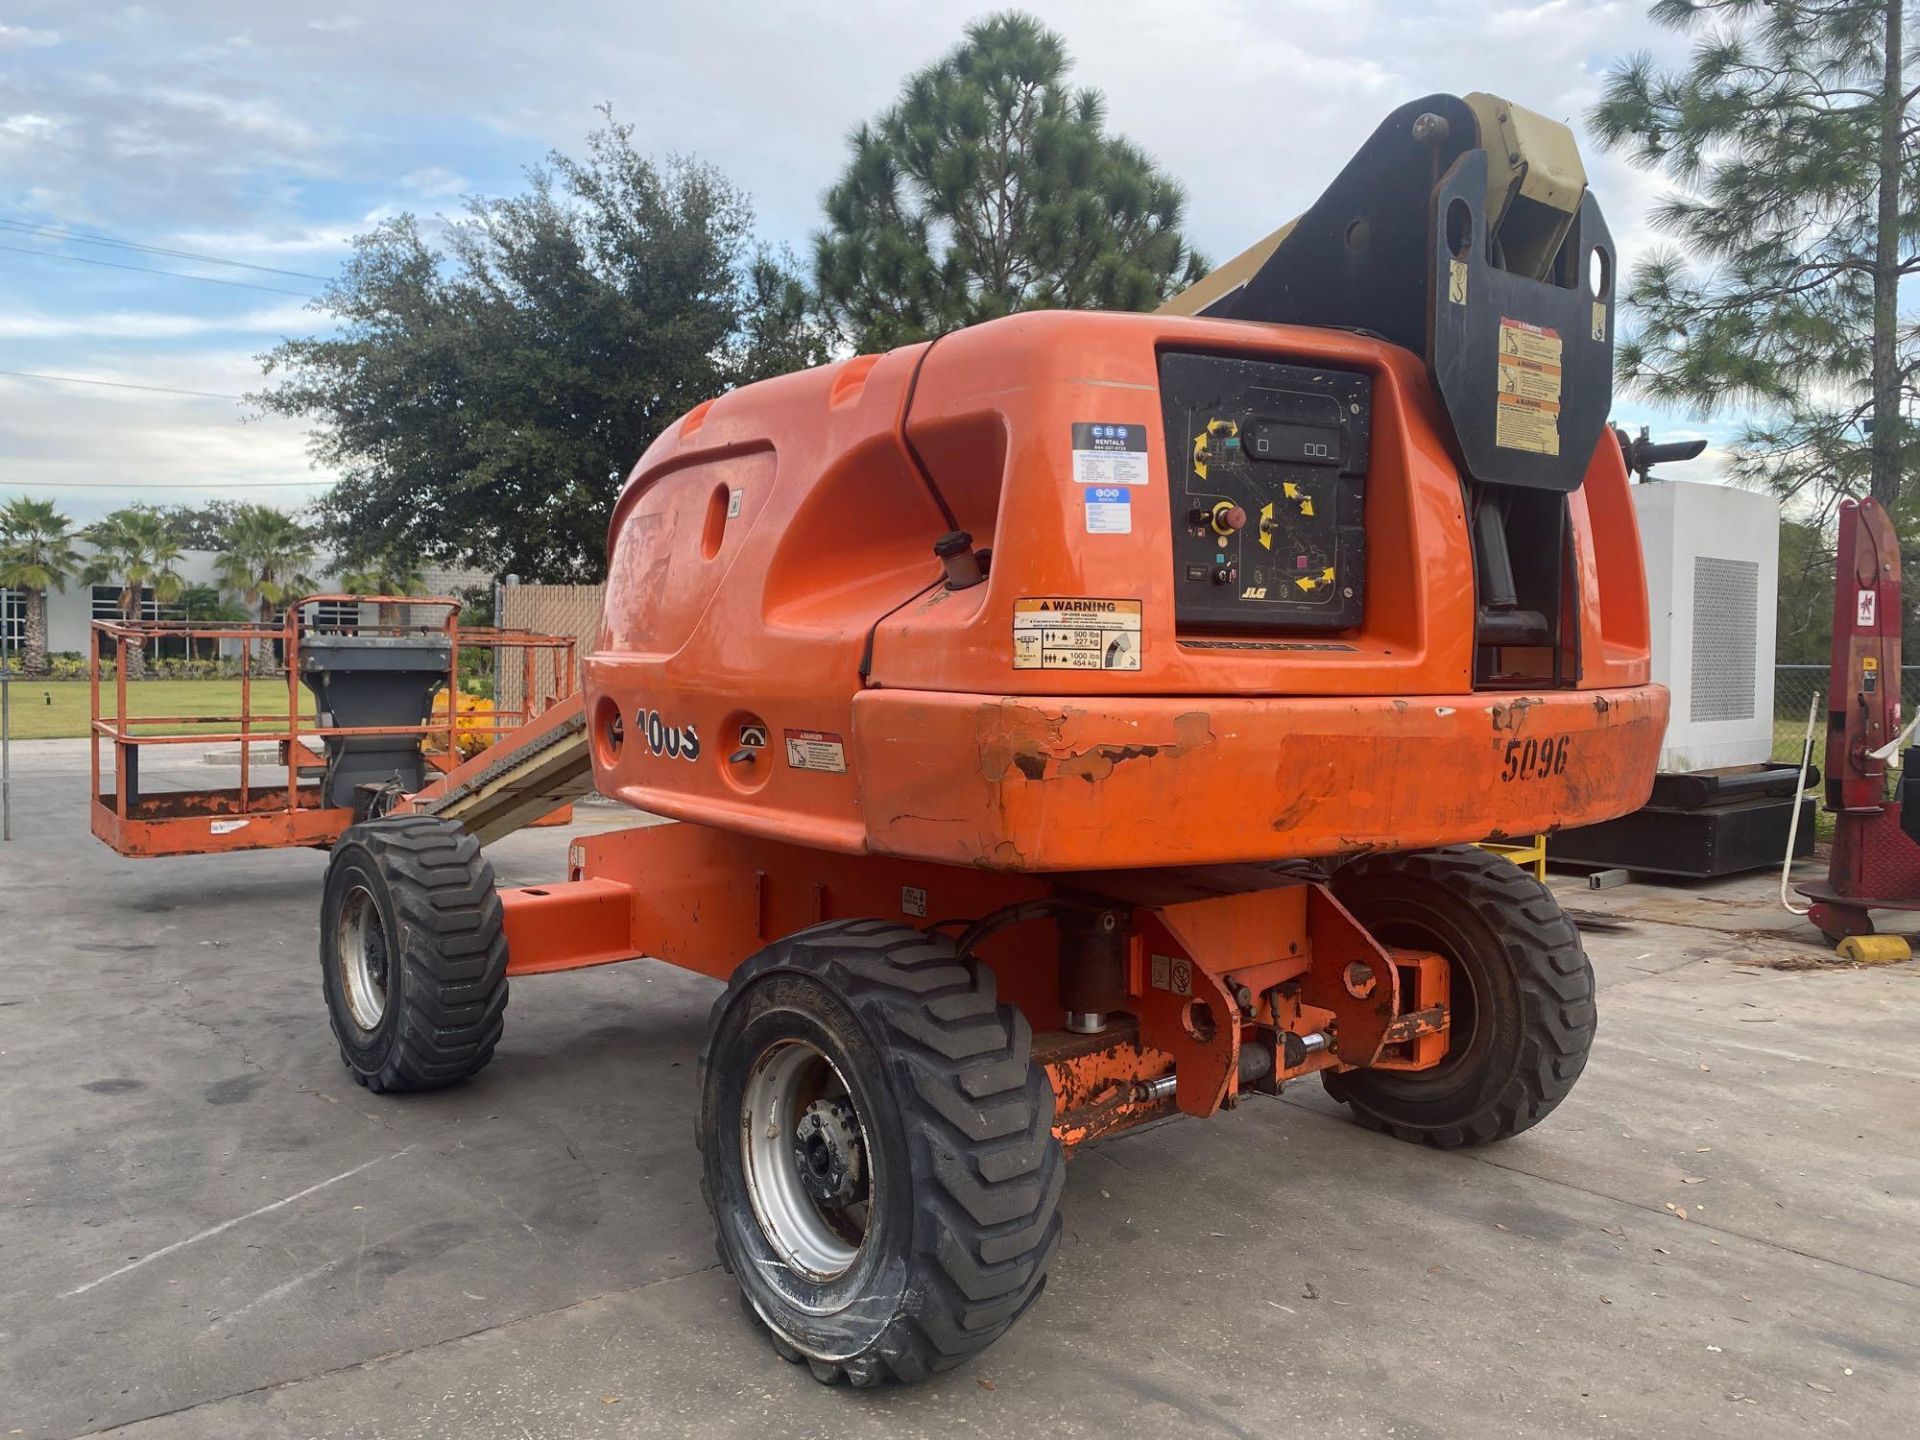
[813,11,1206,349]
[1592,0,1918,509]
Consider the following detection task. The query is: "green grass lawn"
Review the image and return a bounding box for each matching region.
[0,678,314,741]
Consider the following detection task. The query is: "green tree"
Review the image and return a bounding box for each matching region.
[1775,516,1836,666]
[1591,0,1918,510]
[0,497,81,676]
[337,548,428,631]
[146,501,239,550]
[82,509,187,680]
[214,504,318,669]
[176,585,249,661]
[813,11,1206,350]
[256,115,829,583]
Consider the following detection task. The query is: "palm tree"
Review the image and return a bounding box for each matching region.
[0,497,81,676]
[214,505,317,671]
[177,585,249,661]
[337,549,427,631]
[82,509,187,680]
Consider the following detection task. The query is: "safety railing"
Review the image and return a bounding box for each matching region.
[89,595,578,856]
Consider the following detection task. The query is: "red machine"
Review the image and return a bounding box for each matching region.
[1798,497,1918,940]
[312,93,1667,1386]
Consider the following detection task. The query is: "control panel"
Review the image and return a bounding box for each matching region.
[1159,352,1371,632]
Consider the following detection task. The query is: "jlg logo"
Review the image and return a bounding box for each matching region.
[1241,586,1268,600]
[636,708,700,762]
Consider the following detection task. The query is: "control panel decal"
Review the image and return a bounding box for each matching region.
[1160,353,1371,633]
[1070,422,1149,486]
[1013,598,1142,671]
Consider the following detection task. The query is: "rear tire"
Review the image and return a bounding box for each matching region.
[1323,846,1593,1147]
[698,919,1063,1385]
[319,814,508,1093]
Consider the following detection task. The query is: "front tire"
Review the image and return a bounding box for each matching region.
[1323,846,1594,1147]
[698,920,1063,1386]
[319,814,508,1093]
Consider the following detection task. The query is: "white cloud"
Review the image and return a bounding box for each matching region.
[402,165,468,199]
[0,112,63,144]
[0,302,317,340]
[0,23,59,49]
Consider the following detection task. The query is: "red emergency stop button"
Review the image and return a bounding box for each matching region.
[1210,502,1248,536]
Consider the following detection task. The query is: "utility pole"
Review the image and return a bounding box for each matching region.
[2,596,13,843]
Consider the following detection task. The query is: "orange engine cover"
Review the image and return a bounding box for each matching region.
[584,309,1666,871]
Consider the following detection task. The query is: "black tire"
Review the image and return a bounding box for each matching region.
[319,814,508,1093]
[1322,846,1594,1147]
[697,919,1063,1386]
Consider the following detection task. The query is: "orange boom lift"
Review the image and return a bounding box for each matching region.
[314,94,1665,1385]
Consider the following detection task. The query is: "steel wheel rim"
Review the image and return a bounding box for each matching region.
[337,884,390,1031]
[740,1039,871,1281]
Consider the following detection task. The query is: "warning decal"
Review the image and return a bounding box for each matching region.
[784,729,848,773]
[1013,597,1142,671]
[1495,317,1562,457]
[1071,422,1149,486]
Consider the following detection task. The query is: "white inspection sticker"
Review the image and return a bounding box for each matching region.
[1013,598,1142,671]
[1083,485,1131,534]
[209,820,251,836]
[784,728,847,773]
[1071,422,1149,486]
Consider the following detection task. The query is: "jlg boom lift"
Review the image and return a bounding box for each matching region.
[315,94,1666,1385]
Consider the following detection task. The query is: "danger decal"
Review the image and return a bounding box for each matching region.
[784,728,848,774]
[1494,317,1563,457]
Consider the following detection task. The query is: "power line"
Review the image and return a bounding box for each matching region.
[0,369,246,400]
[0,478,334,490]
[0,218,334,282]
[0,242,317,297]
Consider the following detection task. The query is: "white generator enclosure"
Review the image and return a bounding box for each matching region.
[1632,479,1779,773]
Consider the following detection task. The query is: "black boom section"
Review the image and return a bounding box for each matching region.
[1194,93,1614,493]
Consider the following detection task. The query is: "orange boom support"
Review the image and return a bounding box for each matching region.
[314,92,1667,1387]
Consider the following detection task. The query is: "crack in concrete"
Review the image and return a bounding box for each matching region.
[70,1260,727,1438]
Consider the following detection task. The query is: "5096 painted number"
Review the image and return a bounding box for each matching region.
[1501,735,1570,782]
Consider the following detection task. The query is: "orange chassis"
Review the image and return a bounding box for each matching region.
[498,825,1453,1148]
[476,303,1666,1152]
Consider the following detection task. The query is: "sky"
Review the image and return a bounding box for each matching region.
[0,0,1730,527]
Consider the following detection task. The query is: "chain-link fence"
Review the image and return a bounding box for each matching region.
[1773,664,1920,763]
[496,584,602,716]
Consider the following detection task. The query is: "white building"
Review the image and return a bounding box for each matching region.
[2,547,489,662]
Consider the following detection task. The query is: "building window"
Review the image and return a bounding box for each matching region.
[1,589,24,653]
[91,585,161,621]
[309,600,361,633]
